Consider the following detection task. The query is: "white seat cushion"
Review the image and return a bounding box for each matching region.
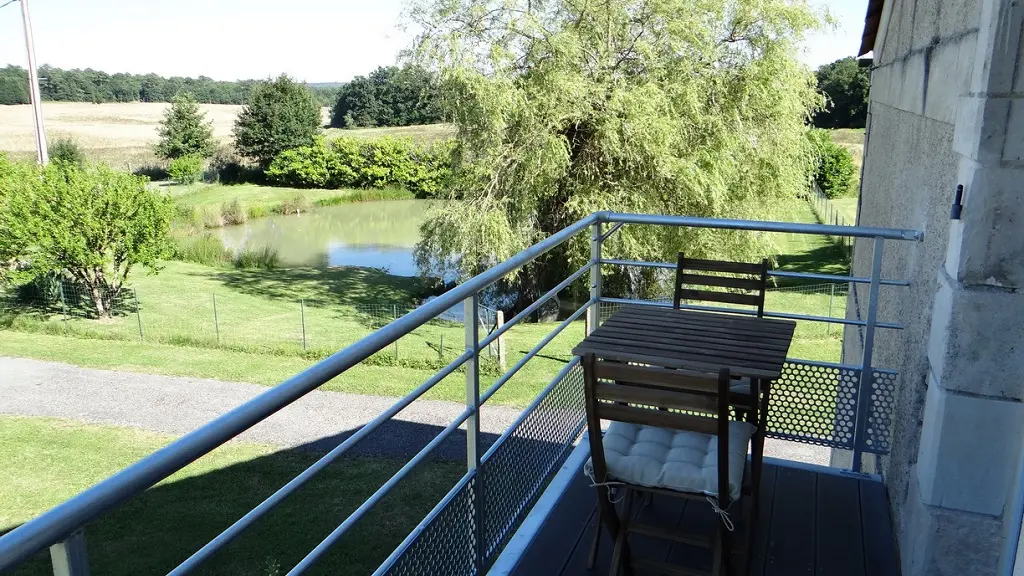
[587,421,756,500]
[731,377,753,396]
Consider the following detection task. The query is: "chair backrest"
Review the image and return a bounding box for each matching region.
[581,354,733,505]
[673,253,770,317]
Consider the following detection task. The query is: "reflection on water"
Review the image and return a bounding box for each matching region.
[217,200,432,275]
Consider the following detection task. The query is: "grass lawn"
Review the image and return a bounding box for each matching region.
[830,197,859,223]
[0,416,464,576]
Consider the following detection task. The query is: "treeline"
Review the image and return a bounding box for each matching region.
[330,65,443,128]
[0,65,337,106]
[813,57,870,129]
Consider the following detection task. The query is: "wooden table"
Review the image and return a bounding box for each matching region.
[572,305,796,383]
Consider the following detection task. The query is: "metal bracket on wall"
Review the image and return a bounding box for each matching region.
[950,184,964,220]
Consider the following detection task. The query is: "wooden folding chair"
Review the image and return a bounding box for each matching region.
[582,354,756,576]
[672,253,772,511]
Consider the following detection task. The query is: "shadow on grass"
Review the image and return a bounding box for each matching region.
[774,244,851,287]
[205,265,424,309]
[2,419,512,576]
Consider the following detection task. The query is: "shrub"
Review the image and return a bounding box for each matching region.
[155,92,216,160]
[234,245,280,270]
[220,198,247,225]
[208,145,253,184]
[132,164,169,181]
[172,233,231,266]
[809,129,857,198]
[266,137,332,188]
[277,193,312,215]
[265,136,452,197]
[246,204,271,219]
[48,137,86,168]
[314,187,415,206]
[200,206,224,228]
[168,155,205,185]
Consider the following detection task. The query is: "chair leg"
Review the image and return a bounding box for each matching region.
[588,496,603,569]
[608,490,634,576]
[719,521,734,576]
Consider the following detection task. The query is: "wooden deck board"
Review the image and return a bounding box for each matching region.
[506,462,895,576]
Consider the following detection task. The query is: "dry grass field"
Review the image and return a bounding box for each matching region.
[0,103,452,168]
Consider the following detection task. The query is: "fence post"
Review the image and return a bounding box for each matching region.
[134,291,143,341]
[212,293,220,344]
[300,299,307,351]
[827,284,835,336]
[49,529,89,576]
[852,238,884,473]
[59,280,68,325]
[463,295,483,570]
[587,220,603,335]
[393,304,399,362]
[495,310,507,371]
[439,334,444,362]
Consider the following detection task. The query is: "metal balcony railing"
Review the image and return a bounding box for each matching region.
[0,212,923,576]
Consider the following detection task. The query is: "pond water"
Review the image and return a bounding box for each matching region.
[217,200,432,275]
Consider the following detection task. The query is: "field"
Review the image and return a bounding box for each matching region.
[831,127,865,171]
[0,102,450,169]
[0,415,463,576]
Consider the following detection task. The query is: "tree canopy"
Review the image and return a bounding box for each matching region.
[813,57,869,129]
[233,75,323,168]
[410,0,822,307]
[329,65,443,128]
[156,92,216,160]
[0,157,174,317]
[0,65,337,106]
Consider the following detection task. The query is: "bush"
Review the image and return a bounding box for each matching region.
[200,207,224,228]
[173,233,231,266]
[132,164,169,181]
[278,193,312,215]
[314,187,416,206]
[233,75,321,167]
[155,92,215,160]
[209,145,251,184]
[234,245,280,270]
[48,137,86,168]
[809,129,857,198]
[220,198,247,225]
[266,136,452,198]
[246,204,271,219]
[168,155,205,185]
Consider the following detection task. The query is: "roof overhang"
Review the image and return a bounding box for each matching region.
[859,0,885,56]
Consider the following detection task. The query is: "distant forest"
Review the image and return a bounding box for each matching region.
[0,65,338,106]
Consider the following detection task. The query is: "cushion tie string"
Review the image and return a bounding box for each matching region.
[706,496,735,532]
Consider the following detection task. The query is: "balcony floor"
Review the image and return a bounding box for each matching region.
[505,460,899,576]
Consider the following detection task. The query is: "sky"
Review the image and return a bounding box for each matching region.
[0,0,868,83]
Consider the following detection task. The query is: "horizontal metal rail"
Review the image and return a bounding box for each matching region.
[600,297,904,330]
[601,259,910,286]
[599,211,924,241]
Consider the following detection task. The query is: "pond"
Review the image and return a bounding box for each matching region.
[217,200,432,275]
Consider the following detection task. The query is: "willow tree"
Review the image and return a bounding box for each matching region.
[410,0,822,308]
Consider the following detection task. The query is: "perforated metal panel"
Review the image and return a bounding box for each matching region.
[862,369,898,454]
[381,476,478,576]
[768,361,860,449]
[480,362,587,566]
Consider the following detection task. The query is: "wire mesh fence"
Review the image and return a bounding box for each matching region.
[808,183,855,252]
[0,278,504,366]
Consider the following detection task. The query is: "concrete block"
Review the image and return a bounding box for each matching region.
[970,0,1023,94]
[911,0,940,52]
[954,32,978,97]
[915,378,1024,515]
[953,95,1011,164]
[923,41,962,124]
[926,275,1024,398]
[1003,100,1024,164]
[903,473,1004,576]
[954,162,1024,286]
[900,52,927,114]
[938,0,981,38]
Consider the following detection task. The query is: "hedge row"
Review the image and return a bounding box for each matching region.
[266,136,452,198]
[808,129,857,199]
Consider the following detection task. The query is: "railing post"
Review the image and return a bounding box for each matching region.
[588,219,602,334]
[464,295,483,570]
[852,237,884,472]
[49,530,89,576]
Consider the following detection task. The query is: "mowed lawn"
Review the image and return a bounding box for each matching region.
[168,183,406,217]
[0,199,849,406]
[0,416,464,576]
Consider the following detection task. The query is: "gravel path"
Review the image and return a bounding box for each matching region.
[0,356,828,465]
[0,356,522,460]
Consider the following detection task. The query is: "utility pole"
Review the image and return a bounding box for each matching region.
[19,0,48,164]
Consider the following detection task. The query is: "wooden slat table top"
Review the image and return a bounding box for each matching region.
[572,306,797,380]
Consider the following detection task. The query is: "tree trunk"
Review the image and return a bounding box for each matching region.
[88,284,109,319]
